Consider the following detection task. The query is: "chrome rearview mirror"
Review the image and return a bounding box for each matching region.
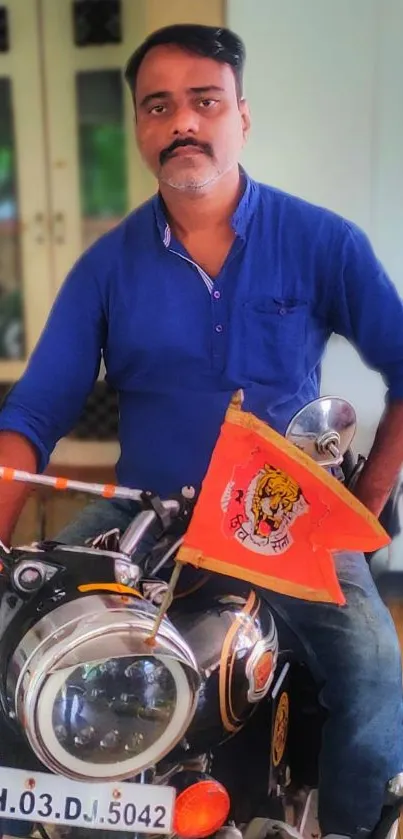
[285,397,357,467]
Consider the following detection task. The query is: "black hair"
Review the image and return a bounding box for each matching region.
[124,23,245,101]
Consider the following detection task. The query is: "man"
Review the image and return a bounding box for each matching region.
[0,23,402,839]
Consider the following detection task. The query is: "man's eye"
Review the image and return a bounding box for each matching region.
[150,104,166,115]
[199,99,217,109]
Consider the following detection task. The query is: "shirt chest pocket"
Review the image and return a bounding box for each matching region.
[242,297,308,386]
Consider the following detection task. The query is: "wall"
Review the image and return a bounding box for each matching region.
[227,0,403,453]
[146,0,224,30]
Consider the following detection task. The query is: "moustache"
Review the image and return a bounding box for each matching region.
[159,138,214,166]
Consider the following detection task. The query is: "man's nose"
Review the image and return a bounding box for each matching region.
[170,104,200,136]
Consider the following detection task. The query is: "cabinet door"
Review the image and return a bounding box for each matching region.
[0,0,53,381]
[40,0,152,292]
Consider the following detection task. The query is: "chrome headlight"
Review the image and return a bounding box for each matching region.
[8,595,200,781]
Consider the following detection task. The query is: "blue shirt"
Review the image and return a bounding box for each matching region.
[2,171,403,497]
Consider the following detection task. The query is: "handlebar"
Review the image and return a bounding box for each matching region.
[0,465,193,561]
[0,465,194,509]
[0,465,157,503]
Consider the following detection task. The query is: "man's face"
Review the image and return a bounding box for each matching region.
[134,45,250,192]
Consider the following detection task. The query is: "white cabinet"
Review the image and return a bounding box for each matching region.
[38,0,152,293]
[0,0,52,379]
[0,0,149,380]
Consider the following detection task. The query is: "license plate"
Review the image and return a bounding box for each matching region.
[0,768,175,834]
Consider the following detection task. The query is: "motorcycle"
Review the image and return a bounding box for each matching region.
[0,397,401,839]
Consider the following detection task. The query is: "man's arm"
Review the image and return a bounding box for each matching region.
[0,432,38,543]
[353,400,403,517]
[328,221,403,517]
[0,253,106,539]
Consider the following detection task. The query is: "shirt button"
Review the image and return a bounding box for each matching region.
[213,290,221,299]
[279,307,287,316]
[215,324,223,333]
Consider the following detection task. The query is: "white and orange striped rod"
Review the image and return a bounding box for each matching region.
[0,466,144,502]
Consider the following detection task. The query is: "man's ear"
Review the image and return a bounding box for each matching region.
[239,98,251,142]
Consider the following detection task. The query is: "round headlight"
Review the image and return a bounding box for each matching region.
[8,595,200,781]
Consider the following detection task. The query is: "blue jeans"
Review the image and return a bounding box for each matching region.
[3,499,402,838]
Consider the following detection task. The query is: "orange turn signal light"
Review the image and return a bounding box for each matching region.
[173,779,230,839]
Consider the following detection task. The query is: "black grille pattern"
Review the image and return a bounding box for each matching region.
[72,0,122,47]
[71,381,119,441]
[0,381,119,441]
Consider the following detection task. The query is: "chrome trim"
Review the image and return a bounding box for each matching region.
[8,594,200,780]
[56,544,132,562]
[119,510,158,557]
[285,396,356,468]
[387,772,403,799]
[12,559,57,593]
[245,619,279,702]
[149,538,183,578]
[271,662,291,699]
[119,500,180,559]
[114,559,141,587]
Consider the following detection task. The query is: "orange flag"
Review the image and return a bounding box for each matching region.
[177,395,389,605]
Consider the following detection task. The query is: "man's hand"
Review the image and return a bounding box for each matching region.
[352,400,403,518]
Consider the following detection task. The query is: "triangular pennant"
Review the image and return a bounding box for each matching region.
[177,396,389,605]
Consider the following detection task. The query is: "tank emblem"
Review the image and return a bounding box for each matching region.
[272,691,289,767]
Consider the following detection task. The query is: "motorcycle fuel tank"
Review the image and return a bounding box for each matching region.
[168,578,279,759]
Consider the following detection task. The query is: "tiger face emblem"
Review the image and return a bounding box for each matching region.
[222,459,308,555]
[251,466,302,537]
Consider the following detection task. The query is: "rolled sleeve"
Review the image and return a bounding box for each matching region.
[329,220,403,401]
[0,255,107,471]
[0,405,51,472]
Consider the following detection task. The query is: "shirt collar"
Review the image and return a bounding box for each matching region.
[152,166,259,248]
